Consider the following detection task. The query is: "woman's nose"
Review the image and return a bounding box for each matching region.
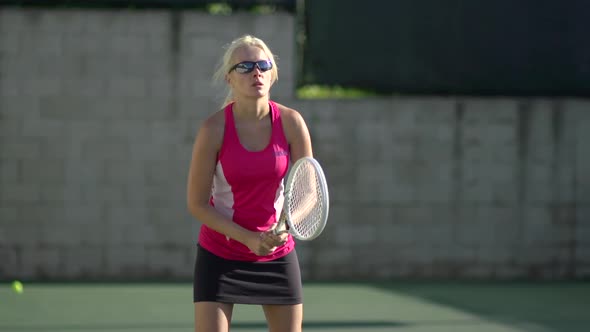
[252,67,263,75]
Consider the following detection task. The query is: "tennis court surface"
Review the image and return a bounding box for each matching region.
[1,281,588,332]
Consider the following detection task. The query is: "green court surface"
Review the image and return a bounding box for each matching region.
[1,281,588,332]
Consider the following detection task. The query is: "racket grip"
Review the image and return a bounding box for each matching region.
[273,210,288,235]
[274,221,288,235]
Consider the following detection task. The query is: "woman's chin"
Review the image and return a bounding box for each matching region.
[248,90,270,98]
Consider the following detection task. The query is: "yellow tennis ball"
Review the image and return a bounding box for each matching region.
[11,281,24,294]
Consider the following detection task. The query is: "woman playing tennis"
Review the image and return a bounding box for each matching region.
[186,35,313,332]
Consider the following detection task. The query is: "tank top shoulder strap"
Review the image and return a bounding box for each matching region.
[223,102,239,141]
[269,100,279,123]
[269,100,281,133]
[219,102,238,160]
[269,100,288,145]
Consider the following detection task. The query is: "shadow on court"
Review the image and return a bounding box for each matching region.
[372,281,590,332]
[236,320,406,329]
[0,323,192,331]
[0,321,405,331]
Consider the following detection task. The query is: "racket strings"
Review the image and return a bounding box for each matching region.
[288,162,325,238]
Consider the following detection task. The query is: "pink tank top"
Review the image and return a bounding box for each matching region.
[198,101,295,261]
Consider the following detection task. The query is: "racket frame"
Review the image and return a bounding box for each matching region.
[274,157,329,241]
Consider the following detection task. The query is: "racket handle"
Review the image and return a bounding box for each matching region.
[273,210,288,235]
[274,222,288,235]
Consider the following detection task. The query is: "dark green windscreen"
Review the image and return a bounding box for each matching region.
[300,0,590,96]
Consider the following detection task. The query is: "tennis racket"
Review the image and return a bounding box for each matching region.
[273,157,329,241]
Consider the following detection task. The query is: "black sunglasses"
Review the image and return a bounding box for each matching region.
[228,60,273,74]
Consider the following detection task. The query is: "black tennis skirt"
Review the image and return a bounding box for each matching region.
[193,244,303,305]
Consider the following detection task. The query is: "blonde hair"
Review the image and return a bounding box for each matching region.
[213,35,279,107]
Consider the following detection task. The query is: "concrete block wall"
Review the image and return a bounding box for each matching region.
[292,98,589,280]
[0,8,588,281]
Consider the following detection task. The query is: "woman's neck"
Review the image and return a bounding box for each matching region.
[232,97,270,121]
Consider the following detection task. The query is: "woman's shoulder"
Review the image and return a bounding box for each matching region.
[198,107,226,146]
[273,101,308,142]
[202,108,225,128]
[273,101,304,124]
